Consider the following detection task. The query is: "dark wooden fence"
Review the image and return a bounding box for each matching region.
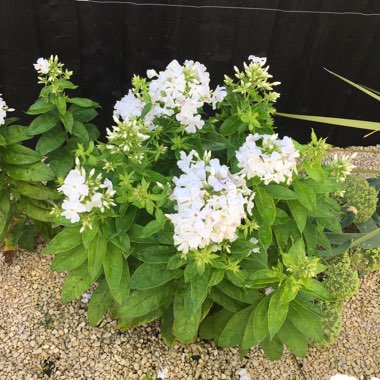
[1,0,380,146]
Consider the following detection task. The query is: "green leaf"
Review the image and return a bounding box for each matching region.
[303,223,318,253]
[265,185,298,200]
[255,187,276,225]
[87,232,108,279]
[61,262,93,303]
[4,162,55,182]
[36,129,66,155]
[111,261,130,304]
[129,263,179,290]
[43,226,82,255]
[87,279,113,326]
[199,309,234,341]
[69,105,98,123]
[0,134,5,146]
[57,96,66,115]
[217,280,261,304]
[68,97,99,108]
[302,279,331,301]
[258,220,273,249]
[202,132,232,151]
[190,269,210,310]
[62,111,74,133]
[82,222,99,249]
[303,161,325,183]
[268,286,289,338]
[0,125,31,144]
[48,147,74,178]
[277,112,380,132]
[260,335,284,361]
[173,288,202,344]
[134,245,176,264]
[17,197,53,222]
[288,299,323,341]
[118,283,174,319]
[51,245,87,272]
[220,115,241,136]
[139,219,163,238]
[116,207,137,235]
[288,200,307,233]
[72,121,89,142]
[26,99,56,115]
[160,305,176,347]
[278,319,308,357]
[249,269,283,288]
[55,79,78,90]
[103,243,124,296]
[28,113,59,135]
[13,181,59,201]
[218,305,253,347]
[293,180,316,212]
[1,144,42,165]
[242,298,266,349]
[209,288,244,312]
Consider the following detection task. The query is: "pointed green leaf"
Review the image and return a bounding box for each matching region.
[268,286,289,339]
[87,232,107,279]
[103,243,124,297]
[88,279,113,326]
[130,263,179,290]
[51,246,87,272]
[61,262,93,303]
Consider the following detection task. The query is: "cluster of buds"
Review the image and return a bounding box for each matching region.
[34,55,73,86]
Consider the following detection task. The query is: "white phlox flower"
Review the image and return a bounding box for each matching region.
[0,94,15,126]
[58,168,89,201]
[248,55,267,65]
[167,150,254,254]
[33,57,50,74]
[61,199,87,223]
[113,90,145,121]
[236,133,299,185]
[58,161,115,229]
[157,367,168,379]
[237,368,251,380]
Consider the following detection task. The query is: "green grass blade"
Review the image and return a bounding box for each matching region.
[276,113,380,131]
[324,68,380,102]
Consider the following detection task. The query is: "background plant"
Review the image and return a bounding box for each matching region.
[0,95,57,261]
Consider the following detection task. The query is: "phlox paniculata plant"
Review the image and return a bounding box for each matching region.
[45,56,364,361]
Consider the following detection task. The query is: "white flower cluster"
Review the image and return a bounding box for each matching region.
[167,150,254,254]
[330,375,379,380]
[236,133,299,185]
[114,59,226,134]
[33,56,72,84]
[58,160,115,228]
[0,94,14,126]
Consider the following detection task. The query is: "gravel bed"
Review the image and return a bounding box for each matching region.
[0,252,379,380]
[0,145,379,380]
